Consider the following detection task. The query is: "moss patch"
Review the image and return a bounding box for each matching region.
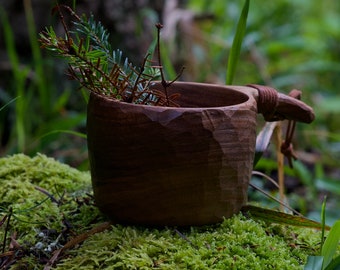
[56,217,319,270]
[0,154,320,269]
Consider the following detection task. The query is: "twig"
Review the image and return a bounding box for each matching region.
[155,23,170,106]
[35,186,60,205]
[130,53,150,103]
[44,221,112,270]
[248,182,302,216]
[275,123,286,212]
[155,23,184,106]
[2,208,12,254]
[174,229,199,250]
[252,171,279,189]
[0,215,7,227]
[52,4,81,44]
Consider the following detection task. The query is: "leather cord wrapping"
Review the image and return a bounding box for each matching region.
[247,84,281,121]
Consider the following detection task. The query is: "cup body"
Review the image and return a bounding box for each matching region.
[87,82,257,226]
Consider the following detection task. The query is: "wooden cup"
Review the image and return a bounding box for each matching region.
[87,82,314,226]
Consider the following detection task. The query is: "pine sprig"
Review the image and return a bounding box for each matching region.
[72,14,111,54]
[39,5,162,105]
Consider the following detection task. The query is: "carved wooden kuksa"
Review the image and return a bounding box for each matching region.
[87,82,314,226]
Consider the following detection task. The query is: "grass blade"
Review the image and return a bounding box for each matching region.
[321,196,327,251]
[241,205,330,230]
[322,220,340,269]
[24,0,51,114]
[226,0,250,85]
[0,97,19,112]
[0,6,30,151]
[304,256,324,270]
[254,122,278,166]
[324,255,340,270]
[37,130,87,140]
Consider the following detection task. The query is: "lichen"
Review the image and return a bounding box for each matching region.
[0,154,321,269]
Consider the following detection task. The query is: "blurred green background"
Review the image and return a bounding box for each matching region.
[0,0,339,223]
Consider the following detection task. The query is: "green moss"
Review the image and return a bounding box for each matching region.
[0,154,321,269]
[56,217,319,270]
[0,154,95,235]
[0,153,102,268]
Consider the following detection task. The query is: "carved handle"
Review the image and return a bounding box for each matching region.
[248,84,315,123]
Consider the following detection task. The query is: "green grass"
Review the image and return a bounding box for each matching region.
[225,0,249,84]
[304,199,340,269]
[0,2,87,167]
[23,0,51,115]
[0,6,30,152]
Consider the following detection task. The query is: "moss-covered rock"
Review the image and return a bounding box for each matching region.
[0,154,320,269]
